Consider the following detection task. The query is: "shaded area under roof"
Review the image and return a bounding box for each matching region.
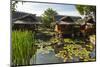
[14,20,42,24]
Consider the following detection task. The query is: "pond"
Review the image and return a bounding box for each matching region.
[30,30,96,64]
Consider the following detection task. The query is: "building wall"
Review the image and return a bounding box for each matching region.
[12,24,36,31]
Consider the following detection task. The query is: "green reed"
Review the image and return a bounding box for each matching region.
[12,30,36,66]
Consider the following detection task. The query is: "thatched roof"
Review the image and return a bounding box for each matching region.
[54,15,81,25]
[57,21,75,25]
[59,16,74,22]
[54,15,81,21]
[12,11,42,24]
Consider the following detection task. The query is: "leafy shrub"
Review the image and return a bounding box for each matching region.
[50,37,60,43]
[64,38,74,44]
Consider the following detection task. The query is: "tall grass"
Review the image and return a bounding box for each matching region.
[12,30,36,66]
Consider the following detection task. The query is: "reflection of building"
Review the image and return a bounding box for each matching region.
[12,11,42,31]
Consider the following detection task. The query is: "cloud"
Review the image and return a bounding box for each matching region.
[58,11,81,16]
[16,2,81,17]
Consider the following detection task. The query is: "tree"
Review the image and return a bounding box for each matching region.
[11,1,18,12]
[11,1,24,12]
[41,8,58,28]
[76,5,96,16]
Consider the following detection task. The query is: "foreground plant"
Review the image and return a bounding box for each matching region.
[12,30,36,66]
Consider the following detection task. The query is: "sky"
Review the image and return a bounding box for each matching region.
[16,2,82,17]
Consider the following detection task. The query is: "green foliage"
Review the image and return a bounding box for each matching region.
[12,30,37,66]
[41,8,58,28]
[64,38,84,44]
[89,35,96,45]
[76,5,96,15]
[11,1,18,12]
[55,44,94,62]
[43,8,58,18]
[12,1,24,12]
[64,38,75,44]
[85,44,94,51]
[50,37,60,43]
[41,15,53,27]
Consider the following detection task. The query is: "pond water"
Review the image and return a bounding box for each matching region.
[30,31,96,64]
[35,49,63,64]
[30,41,95,64]
[30,46,63,64]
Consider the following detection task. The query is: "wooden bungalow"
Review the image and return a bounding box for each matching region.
[54,15,82,37]
[12,11,42,31]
